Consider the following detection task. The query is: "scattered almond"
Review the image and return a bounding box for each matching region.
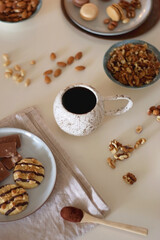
[43,69,53,75]
[44,75,51,84]
[67,56,74,65]
[50,52,56,60]
[75,51,82,60]
[75,66,85,71]
[54,68,62,77]
[57,61,66,67]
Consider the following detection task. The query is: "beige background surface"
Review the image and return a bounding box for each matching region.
[0,0,160,239]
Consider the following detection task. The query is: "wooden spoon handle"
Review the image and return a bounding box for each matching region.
[99,219,148,236]
[82,213,148,236]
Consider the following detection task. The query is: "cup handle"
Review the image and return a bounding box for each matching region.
[102,95,133,116]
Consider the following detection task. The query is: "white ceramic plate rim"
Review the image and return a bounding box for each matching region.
[0,127,57,222]
[63,0,152,36]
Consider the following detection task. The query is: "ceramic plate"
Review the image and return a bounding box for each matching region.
[62,0,152,36]
[0,128,57,222]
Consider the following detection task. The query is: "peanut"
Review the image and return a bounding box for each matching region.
[4,72,12,78]
[5,68,13,75]
[25,79,31,87]
[20,69,26,77]
[2,53,9,61]
[3,60,11,67]
[14,64,21,71]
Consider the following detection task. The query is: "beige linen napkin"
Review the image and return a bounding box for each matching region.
[0,106,109,240]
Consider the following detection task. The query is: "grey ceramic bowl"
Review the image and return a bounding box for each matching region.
[0,0,42,23]
[103,39,160,89]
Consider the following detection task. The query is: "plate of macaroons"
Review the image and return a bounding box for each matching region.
[0,128,56,222]
[61,0,152,36]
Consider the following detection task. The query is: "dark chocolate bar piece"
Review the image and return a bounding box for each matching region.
[1,152,22,170]
[0,142,17,158]
[0,134,21,148]
[0,162,10,182]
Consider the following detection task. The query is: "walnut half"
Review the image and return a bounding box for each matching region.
[123,172,137,184]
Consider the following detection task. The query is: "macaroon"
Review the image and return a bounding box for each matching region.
[72,0,90,8]
[112,3,130,23]
[80,3,98,21]
[106,5,121,22]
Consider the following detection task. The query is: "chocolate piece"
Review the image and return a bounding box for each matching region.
[0,162,10,182]
[60,206,84,222]
[0,142,17,158]
[0,134,21,148]
[1,152,22,170]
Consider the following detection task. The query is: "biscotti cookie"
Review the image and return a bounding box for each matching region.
[0,184,29,216]
[13,158,45,189]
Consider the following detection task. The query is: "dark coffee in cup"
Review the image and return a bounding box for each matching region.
[62,86,97,114]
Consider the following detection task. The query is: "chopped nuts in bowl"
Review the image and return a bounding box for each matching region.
[0,0,42,23]
[103,40,160,88]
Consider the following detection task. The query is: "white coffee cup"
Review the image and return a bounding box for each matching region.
[53,84,133,136]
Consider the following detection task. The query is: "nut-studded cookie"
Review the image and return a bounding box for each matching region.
[13,158,45,189]
[0,184,29,216]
